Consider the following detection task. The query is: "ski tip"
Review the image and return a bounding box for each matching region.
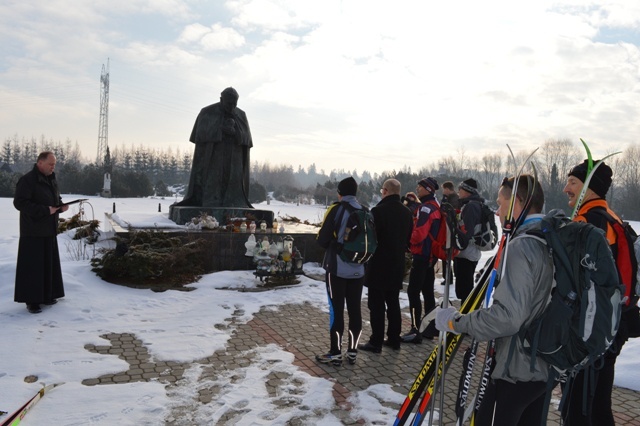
[40,382,65,390]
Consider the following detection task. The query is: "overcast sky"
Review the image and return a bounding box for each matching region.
[1,0,639,174]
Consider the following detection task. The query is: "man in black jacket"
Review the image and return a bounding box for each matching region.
[359,179,413,352]
[14,151,69,314]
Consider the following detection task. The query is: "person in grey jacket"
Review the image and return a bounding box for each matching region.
[316,176,365,367]
[436,175,554,425]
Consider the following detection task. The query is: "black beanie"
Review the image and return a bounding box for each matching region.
[337,176,358,196]
[458,178,478,195]
[568,159,612,198]
[418,177,439,192]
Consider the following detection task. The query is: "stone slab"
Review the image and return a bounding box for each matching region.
[168,205,275,227]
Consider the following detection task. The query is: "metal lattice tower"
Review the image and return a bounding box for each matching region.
[96,59,110,165]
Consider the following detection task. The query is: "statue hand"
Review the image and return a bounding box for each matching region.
[222,118,236,135]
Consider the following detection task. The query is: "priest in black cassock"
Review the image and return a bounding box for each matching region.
[14,151,69,314]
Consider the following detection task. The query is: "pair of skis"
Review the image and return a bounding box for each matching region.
[393,253,495,426]
[0,383,63,426]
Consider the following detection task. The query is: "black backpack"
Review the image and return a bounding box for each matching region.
[473,202,498,251]
[516,210,623,423]
[335,202,377,264]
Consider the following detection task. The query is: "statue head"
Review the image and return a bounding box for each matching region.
[220,87,239,114]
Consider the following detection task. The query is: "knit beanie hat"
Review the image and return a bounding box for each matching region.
[418,177,439,192]
[568,159,613,198]
[458,178,478,195]
[337,176,358,196]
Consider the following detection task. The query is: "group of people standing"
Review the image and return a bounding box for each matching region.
[316,160,635,425]
[315,175,490,359]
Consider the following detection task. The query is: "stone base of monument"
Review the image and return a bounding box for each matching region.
[169,205,275,227]
[104,212,323,274]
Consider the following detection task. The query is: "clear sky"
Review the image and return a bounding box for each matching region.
[1,1,639,174]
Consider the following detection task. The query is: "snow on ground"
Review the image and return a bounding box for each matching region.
[0,195,638,425]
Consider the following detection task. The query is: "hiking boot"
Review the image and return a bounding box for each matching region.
[27,304,42,314]
[316,352,342,366]
[383,340,401,350]
[421,320,439,340]
[358,342,381,354]
[43,299,58,306]
[346,350,357,365]
[401,328,422,344]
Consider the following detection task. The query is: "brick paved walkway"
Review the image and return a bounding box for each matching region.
[82,287,640,425]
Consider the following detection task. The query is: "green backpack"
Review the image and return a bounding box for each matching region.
[336,202,377,264]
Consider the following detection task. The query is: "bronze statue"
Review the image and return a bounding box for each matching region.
[176,87,253,208]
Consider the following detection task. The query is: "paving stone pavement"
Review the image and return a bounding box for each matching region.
[82,282,640,425]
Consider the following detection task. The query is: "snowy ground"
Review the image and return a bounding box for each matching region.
[0,195,638,425]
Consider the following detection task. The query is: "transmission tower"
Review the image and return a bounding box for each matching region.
[97,59,110,165]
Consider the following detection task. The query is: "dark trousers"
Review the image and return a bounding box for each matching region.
[407,255,435,329]
[561,349,619,426]
[454,257,478,302]
[475,379,547,426]
[367,286,401,347]
[325,272,364,354]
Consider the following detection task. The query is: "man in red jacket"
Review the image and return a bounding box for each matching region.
[402,177,442,344]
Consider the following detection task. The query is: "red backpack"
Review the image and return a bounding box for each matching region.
[593,208,639,308]
[426,201,460,261]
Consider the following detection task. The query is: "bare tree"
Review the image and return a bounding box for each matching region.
[614,144,640,218]
[478,153,502,202]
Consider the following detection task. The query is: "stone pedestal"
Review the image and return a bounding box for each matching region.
[169,205,275,227]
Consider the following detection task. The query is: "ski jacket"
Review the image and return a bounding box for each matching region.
[409,194,441,258]
[455,194,484,262]
[317,195,366,279]
[574,198,620,247]
[454,213,554,383]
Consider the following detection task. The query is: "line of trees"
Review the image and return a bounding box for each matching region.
[1,135,639,220]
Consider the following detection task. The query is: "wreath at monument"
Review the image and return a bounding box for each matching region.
[91,230,209,291]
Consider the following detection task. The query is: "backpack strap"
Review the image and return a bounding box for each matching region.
[538,368,560,426]
[333,201,353,246]
[589,205,620,224]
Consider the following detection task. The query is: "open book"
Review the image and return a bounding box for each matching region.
[59,198,88,207]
